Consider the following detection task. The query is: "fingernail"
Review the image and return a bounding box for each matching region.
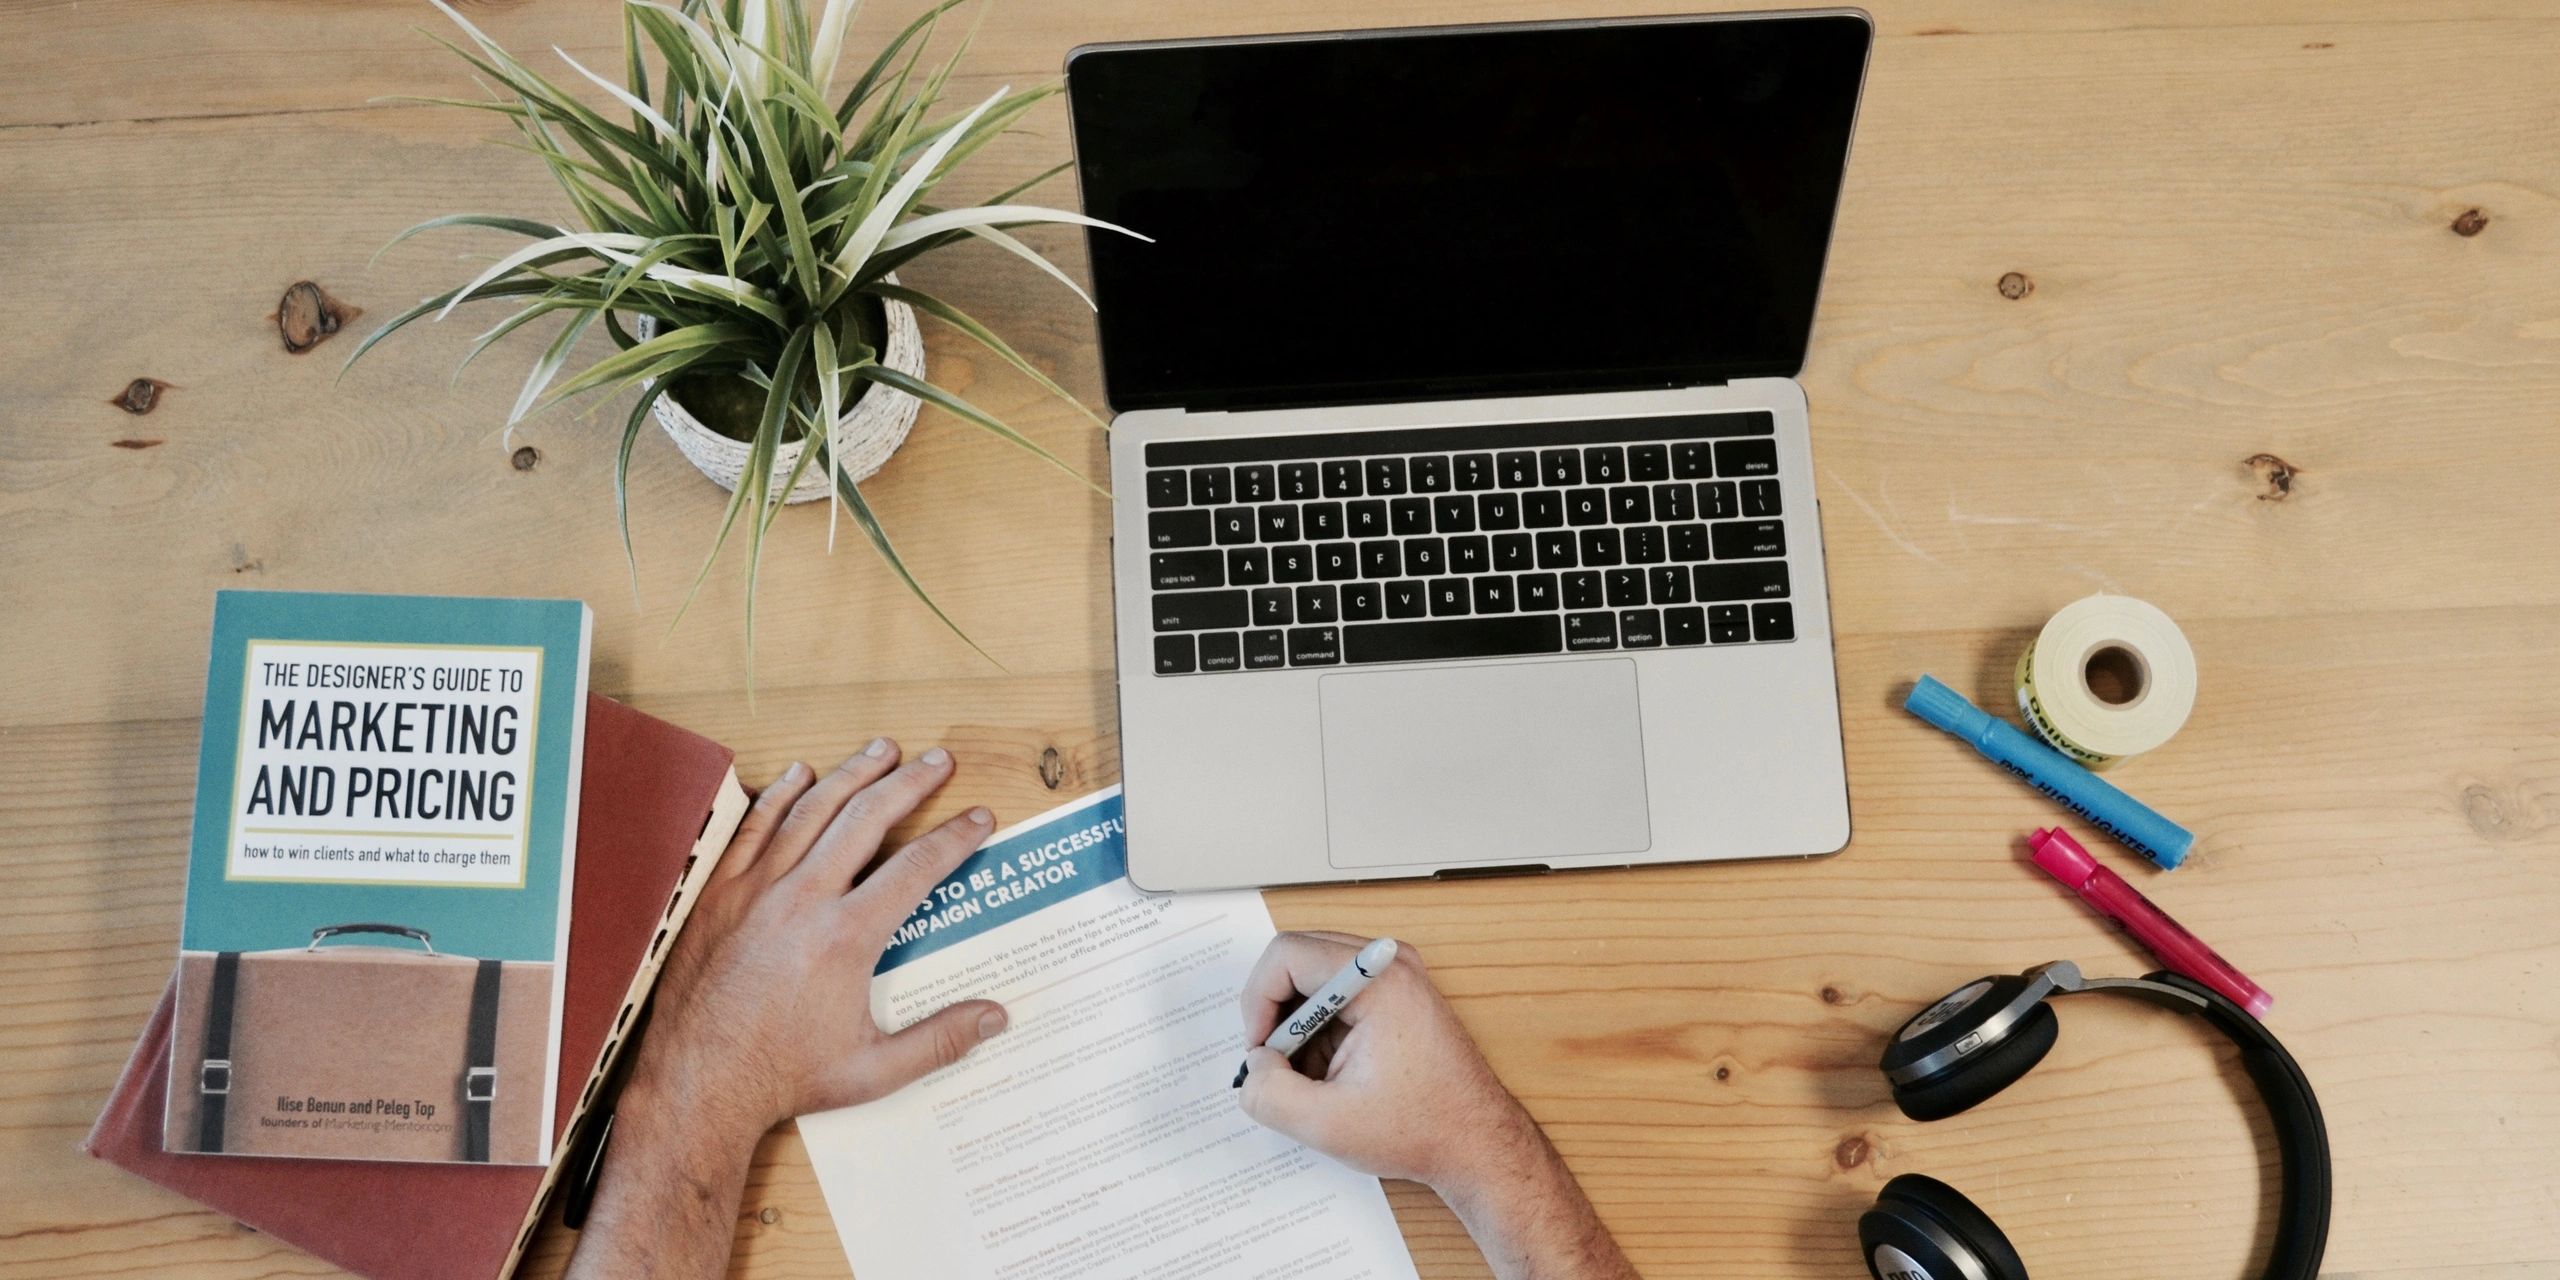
[784,761,809,781]
[922,747,951,767]
[977,1008,1008,1038]
[864,737,893,758]
[967,806,993,827]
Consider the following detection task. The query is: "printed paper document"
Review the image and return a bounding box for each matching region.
[799,787,1420,1280]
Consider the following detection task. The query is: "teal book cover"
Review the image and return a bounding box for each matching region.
[164,590,592,1166]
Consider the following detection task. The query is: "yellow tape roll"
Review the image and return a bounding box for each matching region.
[2013,595,2196,769]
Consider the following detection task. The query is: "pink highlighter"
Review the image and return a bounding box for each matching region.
[2028,828,2275,1018]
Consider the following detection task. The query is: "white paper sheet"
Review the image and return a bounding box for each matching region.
[799,787,1420,1280]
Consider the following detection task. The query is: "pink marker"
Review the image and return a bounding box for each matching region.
[2028,828,2275,1018]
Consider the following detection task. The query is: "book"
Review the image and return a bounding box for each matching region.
[166,590,593,1165]
[87,693,750,1280]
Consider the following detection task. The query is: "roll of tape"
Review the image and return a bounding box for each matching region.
[2014,595,2196,769]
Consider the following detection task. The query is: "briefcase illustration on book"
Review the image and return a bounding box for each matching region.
[164,924,554,1164]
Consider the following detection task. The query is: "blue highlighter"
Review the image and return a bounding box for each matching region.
[1905,675,2196,870]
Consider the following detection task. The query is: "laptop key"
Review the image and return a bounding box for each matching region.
[1212,506,1255,545]
[1524,490,1566,528]
[1390,497,1433,535]
[1519,572,1560,611]
[1497,450,1538,487]
[1711,520,1786,560]
[1258,504,1300,542]
[1297,584,1339,623]
[1448,536,1490,574]
[1671,441,1714,479]
[1566,488,1608,527]
[1151,550,1224,590]
[1700,481,1738,520]
[1752,601,1796,642]
[1648,566,1691,604]
[1566,611,1618,650]
[1342,582,1383,621]
[1455,453,1496,491]
[1620,608,1663,648]
[1428,579,1471,616]
[1322,460,1362,498]
[1280,462,1321,500]
[1155,589,1247,632]
[1147,470,1187,508]
[1493,532,1534,571]
[1666,606,1706,646]
[1708,604,1751,644]
[1472,575,1515,614]
[1251,588,1294,627]
[1154,634,1196,675]
[1478,491,1520,530]
[1243,628,1287,669]
[1405,537,1446,576]
[1654,482,1695,522]
[1579,527,1623,566]
[1535,530,1578,569]
[1716,439,1778,478]
[1742,478,1783,517]
[1360,540,1403,578]
[1288,625,1342,666]
[1316,543,1357,581]
[1190,466,1232,505]
[1385,580,1429,619]
[1273,544,1315,582]
[1629,444,1669,482]
[1342,615,1562,665]
[1365,457,1409,495]
[1563,571,1604,609]
[1198,632,1242,672]
[1228,546,1271,586]
[1609,486,1651,524]
[1149,509,1212,548]
[1236,465,1276,503]
[1540,448,1582,486]
[1695,561,1790,600]
[1605,569,1644,607]
[1434,495,1476,533]
[1303,501,1344,540]
[1623,526,1665,564]
[1348,499,1388,537]
[1669,523,1711,561]
[1585,446,1626,484]
[1411,456,1452,493]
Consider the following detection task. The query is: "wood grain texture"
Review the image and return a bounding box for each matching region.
[4,1,2557,1277]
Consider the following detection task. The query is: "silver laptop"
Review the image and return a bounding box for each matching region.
[1069,10,1871,891]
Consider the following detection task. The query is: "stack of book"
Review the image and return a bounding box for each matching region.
[82,592,748,1280]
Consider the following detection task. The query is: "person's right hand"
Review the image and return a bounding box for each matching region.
[1234,931,1539,1190]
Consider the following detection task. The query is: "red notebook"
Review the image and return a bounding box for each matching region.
[84,694,750,1280]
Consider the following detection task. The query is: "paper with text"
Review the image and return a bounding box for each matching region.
[799,787,1420,1280]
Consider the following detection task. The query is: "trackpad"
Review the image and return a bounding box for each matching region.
[1319,660,1652,870]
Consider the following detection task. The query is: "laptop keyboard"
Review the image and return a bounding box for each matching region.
[1140,412,1797,676]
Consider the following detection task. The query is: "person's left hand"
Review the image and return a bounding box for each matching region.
[628,739,1008,1141]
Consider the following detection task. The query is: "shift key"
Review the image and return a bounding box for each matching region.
[1154,589,1248,631]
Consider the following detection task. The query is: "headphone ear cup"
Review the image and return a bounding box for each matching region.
[1891,1001,2059,1122]
[1865,1174,2029,1280]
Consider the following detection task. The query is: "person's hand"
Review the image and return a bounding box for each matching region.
[631,740,1009,1141]
[1234,931,1537,1190]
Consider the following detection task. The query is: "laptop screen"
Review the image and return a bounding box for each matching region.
[1066,13,1871,413]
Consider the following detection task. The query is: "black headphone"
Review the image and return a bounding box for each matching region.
[1859,961,2331,1280]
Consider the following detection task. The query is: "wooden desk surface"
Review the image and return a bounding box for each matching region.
[5,2,2557,1276]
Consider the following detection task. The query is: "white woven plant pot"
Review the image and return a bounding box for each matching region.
[638,288,926,504]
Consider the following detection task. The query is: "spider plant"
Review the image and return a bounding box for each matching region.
[346,0,1142,668]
